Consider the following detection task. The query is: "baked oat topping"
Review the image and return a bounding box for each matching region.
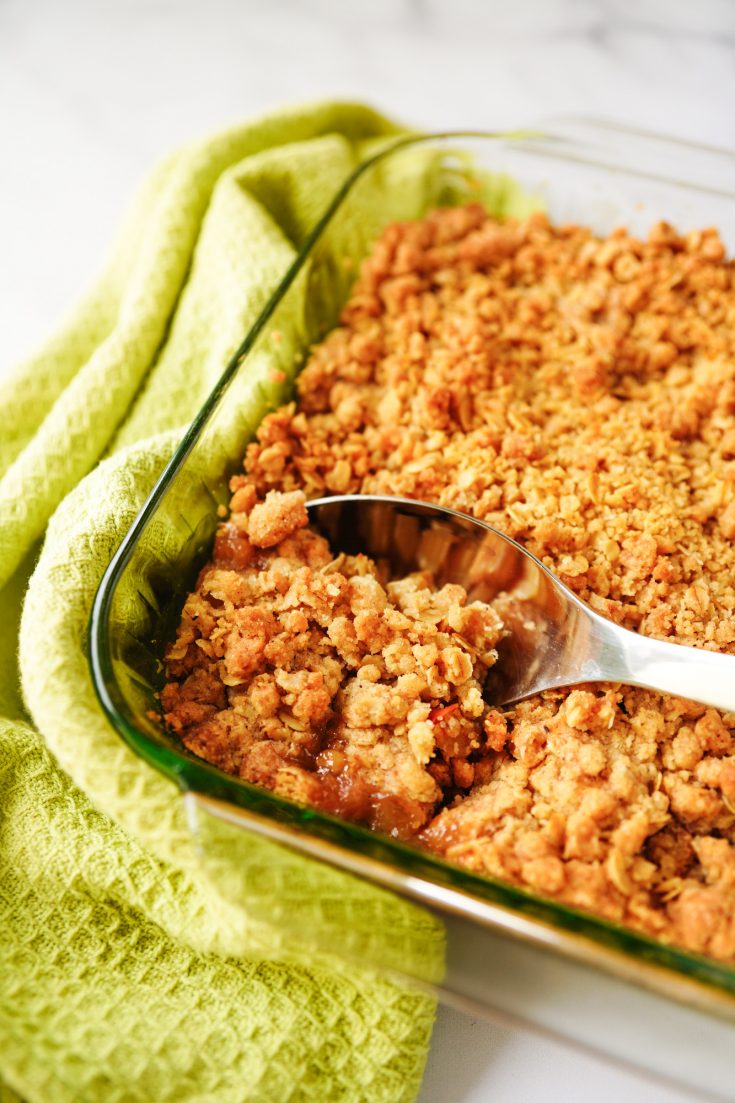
[162,488,505,838]
[163,202,735,962]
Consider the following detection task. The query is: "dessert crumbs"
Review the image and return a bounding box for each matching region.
[163,202,735,963]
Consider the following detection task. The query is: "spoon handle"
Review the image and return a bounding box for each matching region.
[601,622,735,714]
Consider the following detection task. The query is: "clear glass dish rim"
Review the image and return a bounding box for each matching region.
[88,127,735,1010]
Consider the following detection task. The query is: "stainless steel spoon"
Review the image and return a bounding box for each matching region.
[306,494,735,711]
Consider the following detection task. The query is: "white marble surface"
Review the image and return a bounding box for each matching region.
[2,1,733,1100]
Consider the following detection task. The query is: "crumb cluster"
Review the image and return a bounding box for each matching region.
[162,487,504,838]
[164,203,735,962]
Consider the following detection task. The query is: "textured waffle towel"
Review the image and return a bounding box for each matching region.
[0,101,440,1103]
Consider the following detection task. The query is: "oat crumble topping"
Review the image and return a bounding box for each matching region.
[163,486,504,838]
[163,203,735,962]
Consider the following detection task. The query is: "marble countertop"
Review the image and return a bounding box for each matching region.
[2,1,732,1100]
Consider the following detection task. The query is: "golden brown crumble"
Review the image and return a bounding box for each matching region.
[162,488,504,838]
[164,202,735,963]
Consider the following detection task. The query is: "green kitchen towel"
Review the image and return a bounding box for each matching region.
[0,100,441,1103]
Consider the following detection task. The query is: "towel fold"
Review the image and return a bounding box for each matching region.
[0,100,438,1103]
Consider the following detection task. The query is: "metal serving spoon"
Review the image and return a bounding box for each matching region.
[306,494,735,711]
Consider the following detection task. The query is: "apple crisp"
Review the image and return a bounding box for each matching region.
[163,202,735,963]
[162,487,505,838]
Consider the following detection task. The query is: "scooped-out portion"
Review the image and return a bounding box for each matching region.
[162,488,506,839]
[164,201,735,964]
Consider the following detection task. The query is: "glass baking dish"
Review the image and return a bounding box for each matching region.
[89,122,735,1099]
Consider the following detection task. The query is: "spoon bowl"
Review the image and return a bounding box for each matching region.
[306,494,735,711]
